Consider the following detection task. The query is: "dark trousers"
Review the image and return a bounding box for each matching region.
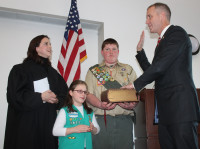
[158,121,199,149]
[92,115,134,149]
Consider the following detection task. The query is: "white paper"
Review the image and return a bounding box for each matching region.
[33,77,50,93]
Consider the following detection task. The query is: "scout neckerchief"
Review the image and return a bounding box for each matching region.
[89,64,122,127]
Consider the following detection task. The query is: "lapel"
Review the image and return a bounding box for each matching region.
[154,25,175,55]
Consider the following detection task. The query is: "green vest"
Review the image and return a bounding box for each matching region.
[59,105,93,149]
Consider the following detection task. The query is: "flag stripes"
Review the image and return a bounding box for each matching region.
[57,1,87,87]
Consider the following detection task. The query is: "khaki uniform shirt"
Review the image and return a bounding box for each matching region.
[85,61,137,116]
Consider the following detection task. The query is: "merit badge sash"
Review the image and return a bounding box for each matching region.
[89,64,122,89]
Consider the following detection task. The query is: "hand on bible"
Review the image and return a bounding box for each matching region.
[121,83,134,89]
[118,102,138,110]
[101,102,117,110]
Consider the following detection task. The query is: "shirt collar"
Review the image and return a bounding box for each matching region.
[160,24,171,38]
[99,61,123,67]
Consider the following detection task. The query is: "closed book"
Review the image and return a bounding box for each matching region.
[101,89,138,102]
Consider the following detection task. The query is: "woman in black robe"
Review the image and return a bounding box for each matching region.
[4,35,68,149]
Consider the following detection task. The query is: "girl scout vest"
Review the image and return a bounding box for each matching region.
[58,105,93,149]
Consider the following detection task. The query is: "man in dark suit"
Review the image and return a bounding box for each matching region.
[124,2,200,149]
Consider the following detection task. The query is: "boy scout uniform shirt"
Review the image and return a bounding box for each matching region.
[85,61,137,116]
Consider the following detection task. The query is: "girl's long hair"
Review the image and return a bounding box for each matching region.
[63,80,92,114]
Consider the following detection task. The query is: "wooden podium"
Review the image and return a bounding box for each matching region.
[139,88,200,149]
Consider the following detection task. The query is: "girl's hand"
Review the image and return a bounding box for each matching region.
[89,121,97,134]
[74,125,90,133]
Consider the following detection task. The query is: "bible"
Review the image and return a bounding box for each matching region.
[101,89,138,103]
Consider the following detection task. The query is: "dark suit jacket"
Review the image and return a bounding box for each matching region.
[134,25,200,125]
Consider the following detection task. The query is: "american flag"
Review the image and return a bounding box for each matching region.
[57,0,87,86]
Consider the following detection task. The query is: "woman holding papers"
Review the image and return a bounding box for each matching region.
[4,35,68,149]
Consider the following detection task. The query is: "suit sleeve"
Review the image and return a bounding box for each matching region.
[134,29,188,92]
[136,49,151,71]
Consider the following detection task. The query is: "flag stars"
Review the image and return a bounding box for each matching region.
[65,0,80,32]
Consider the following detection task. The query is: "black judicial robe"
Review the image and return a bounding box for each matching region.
[4,59,68,149]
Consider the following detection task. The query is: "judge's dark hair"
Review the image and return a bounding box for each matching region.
[64,80,92,114]
[101,38,119,50]
[23,35,51,66]
[148,3,171,22]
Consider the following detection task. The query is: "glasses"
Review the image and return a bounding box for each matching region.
[73,90,89,95]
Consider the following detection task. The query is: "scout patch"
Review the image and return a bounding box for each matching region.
[68,112,78,118]
[91,66,112,85]
[68,136,76,139]
[88,115,92,121]
[97,80,103,86]
[89,64,122,89]
[121,68,126,71]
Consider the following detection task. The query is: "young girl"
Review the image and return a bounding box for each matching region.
[53,80,100,149]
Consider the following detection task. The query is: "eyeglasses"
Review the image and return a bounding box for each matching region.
[73,90,89,95]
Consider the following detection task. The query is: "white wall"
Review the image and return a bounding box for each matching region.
[0,0,200,148]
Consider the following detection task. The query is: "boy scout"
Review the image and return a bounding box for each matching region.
[85,38,138,149]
